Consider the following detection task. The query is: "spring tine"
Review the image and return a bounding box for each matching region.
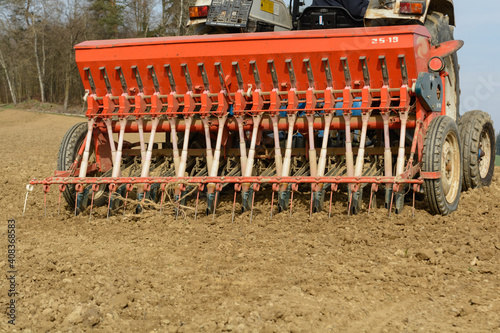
[175,200,180,220]
[249,190,256,224]
[289,188,294,218]
[270,190,275,219]
[231,190,237,223]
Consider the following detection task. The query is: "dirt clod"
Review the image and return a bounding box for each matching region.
[415,249,434,261]
[110,294,130,309]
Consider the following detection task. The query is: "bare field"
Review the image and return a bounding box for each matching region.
[1,109,499,332]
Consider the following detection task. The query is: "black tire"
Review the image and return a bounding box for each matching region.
[459,110,496,190]
[422,116,462,215]
[424,11,460,121]
[57,122,107,208]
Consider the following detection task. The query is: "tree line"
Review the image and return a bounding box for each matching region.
[0,0,192,109]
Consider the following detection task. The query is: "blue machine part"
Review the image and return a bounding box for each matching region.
[335,97,362,116]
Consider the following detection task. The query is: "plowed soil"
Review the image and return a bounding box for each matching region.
[1,109,499,332]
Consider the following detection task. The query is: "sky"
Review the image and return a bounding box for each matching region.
[454,1,500,134]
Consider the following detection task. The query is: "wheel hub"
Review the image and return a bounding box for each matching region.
[441,132,460,203]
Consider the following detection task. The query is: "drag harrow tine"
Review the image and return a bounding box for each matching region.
[270,184,278,219]
[159,184,166,216]
[212,191,218,221]
[213,184,223,221]
[74,184,85,217]
[389,186,395,218]
[194,184,204,221]
[329,190,333,218]
[249,190,256,224]
[232,184,241,223]
[412,189,416,219]
[74,191,79,217]
[289,184,298,218]
[329,184,338,218]
[23,184,34,216]
[107,184,117,221]
[348,190,353,217]
[89,184,99,221]
[106,193,112,221]
[143,184,151,209]
[270,191,275,219]
[123,184,133,216]
[43,185,50,218]
[368,184,378,215]
[231,191,237,223]
[249,184,259,224]
[412,184,419,219]
[175,183,186,220]
[57,184,65,216]
[309,190,314,218]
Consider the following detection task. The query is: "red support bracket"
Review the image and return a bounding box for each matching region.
[420,171,441,180]
[150,92,162,117]
[118,93,131,116]
[166,92,179,117]
[102,94,116,118]
[287,88,299,113]
[305,88,317,114]
[86,95,100,117]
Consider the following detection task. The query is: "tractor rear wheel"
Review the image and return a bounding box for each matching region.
[425,11,460,121]
[57,122,108,208]
[459,110,496,190]
[423,116,462,215]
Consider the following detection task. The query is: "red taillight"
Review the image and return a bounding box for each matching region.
[428,57,445,72]
[189,6,209,19]
[399,1,425,15]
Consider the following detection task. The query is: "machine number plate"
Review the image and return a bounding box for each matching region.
[372,37,399,44]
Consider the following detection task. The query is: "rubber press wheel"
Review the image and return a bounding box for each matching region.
[57,122,108,208]
[459,110,496,190]
[422,116,462,215]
